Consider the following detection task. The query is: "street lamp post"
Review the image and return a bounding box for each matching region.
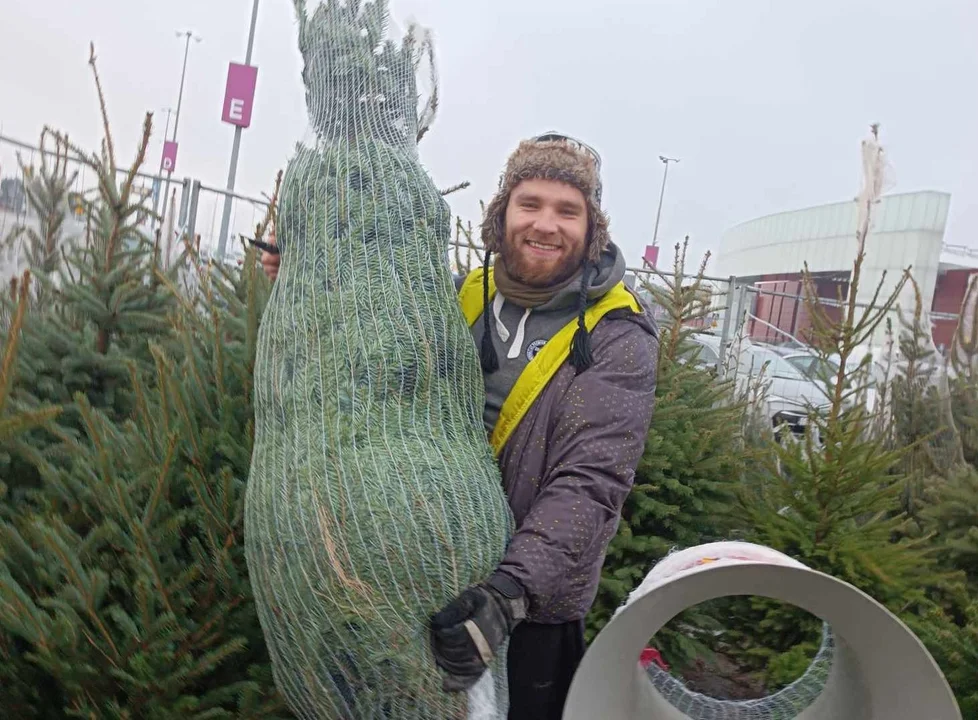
[151,107,174,219]
[651,155,680,247]
[160,30,201,230]
[216,0,261,261]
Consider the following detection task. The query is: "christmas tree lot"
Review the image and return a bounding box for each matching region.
[0,47,288,717]
[2,42,978,720]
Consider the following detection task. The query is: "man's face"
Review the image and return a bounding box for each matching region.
[499,178,588,288]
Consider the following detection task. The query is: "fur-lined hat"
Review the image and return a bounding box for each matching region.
[477,133,609,376]
[480,136,609,264]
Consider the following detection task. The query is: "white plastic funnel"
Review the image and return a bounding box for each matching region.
[564,542,960,720]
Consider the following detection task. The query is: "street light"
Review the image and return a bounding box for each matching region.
[157,107,175,144]
[151,107,174,218]
[651,155,679,247]
[170,31,202,150]
[159,30,202,229]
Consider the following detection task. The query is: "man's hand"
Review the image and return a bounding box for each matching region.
[261,223,280,281]
[429,572,528,692]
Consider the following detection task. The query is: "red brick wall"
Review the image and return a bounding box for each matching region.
[743,268,975,354]
[932,269,977,351]
[748,273,846,344]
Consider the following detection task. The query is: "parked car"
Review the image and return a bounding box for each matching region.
[687,334,832,439]
[735,344,832,437]
[685,332,723,373]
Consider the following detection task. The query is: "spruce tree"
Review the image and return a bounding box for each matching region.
[915,461,978,713]
[910,599,978,717]
[0,45,289,718]
[949,274,978,465]
[586,240,749,668]
[1,131,78,312]
[0,271,66,716]
[888,277,963,525]
[10,46,181,434]
[730,125,949,682]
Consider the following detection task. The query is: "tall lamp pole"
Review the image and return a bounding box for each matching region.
[651,155,680,247]
[151,107,174,219]
[216,0,261,261]
[160,30,202,229]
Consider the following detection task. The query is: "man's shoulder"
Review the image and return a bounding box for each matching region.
[595,285,659,344]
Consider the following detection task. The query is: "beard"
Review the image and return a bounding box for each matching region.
[498,234,586,289]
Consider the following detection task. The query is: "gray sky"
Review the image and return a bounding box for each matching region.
[1,0,975,271]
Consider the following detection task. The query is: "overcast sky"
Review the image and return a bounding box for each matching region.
[1,0,975,271]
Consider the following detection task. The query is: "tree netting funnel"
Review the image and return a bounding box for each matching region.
[564,542,961,720]
[245,1,513,718]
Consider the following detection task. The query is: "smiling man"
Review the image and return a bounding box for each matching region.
[260,133,660,719]
[428,133,660,719]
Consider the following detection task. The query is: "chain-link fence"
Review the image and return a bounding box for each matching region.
[0,132,271,276]
[0,132,165,276]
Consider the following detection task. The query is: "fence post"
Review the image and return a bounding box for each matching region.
[718,275,736,371]
[178,177,192,228]
[186,180,201,250]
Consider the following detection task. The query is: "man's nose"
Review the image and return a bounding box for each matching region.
[531,208,559,234]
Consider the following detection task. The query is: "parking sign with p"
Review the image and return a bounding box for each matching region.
[161,141,178,173]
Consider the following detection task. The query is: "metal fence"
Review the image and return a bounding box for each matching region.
[0,132,270,273]
[448,237,967,443]
[2,128,965,417]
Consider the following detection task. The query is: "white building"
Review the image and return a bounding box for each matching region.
[713,190,976,351]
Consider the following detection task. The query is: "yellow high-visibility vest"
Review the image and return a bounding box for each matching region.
[458,266,641,455]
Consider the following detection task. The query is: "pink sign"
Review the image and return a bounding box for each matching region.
[644,244,660,268]
[161,141,178,173]
[222,63,258,128]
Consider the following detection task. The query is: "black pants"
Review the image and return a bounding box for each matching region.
[506,619,586,720]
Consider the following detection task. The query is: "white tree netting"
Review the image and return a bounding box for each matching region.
[614,544,836,720]
[646,625,834,720]
[245,2,513,717]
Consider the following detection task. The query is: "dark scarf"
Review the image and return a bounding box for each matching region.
[492,257,583,309]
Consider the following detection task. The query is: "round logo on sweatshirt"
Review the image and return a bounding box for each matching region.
[526,339,547,361]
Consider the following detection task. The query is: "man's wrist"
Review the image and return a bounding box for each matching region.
[486,571,529,625]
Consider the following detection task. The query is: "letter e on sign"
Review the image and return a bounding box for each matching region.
[229,99,245,122]
[222,63,258,129]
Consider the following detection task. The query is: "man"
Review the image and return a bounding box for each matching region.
[261,133,659,719]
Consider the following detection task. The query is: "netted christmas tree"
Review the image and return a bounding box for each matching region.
[245,2,512,718]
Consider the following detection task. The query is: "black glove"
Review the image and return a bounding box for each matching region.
[429,571,528,692]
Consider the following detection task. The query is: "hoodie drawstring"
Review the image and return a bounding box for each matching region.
[492,293,532,360]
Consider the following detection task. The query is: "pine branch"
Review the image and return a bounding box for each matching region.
[414,25,439,143]
[87,43,116,173]
[439,181,470,197]
[0,271,32,418]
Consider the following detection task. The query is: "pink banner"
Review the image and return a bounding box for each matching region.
[222,63,258,128]
[644,244,660,268]
[161,141,178,173]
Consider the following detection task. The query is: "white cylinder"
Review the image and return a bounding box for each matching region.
[564,542,960,720]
